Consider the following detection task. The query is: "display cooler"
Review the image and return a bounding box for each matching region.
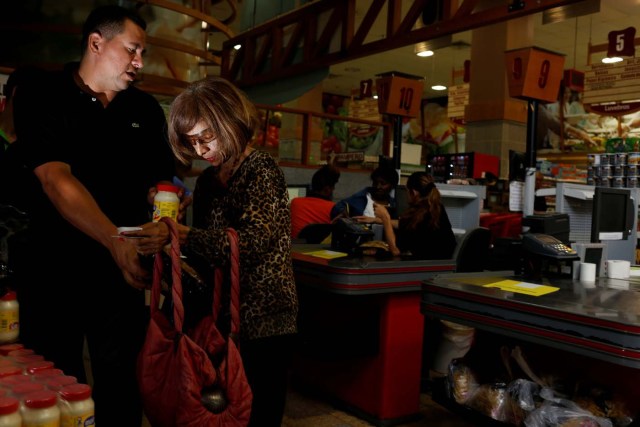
[427,152,500,183]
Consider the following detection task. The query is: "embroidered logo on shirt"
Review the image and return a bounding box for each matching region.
[131,123,140,128]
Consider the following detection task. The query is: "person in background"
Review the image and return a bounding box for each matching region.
[368,171,456,259]
[330,163,399,219]
[125,76,298,427]
[290,164,340,239]
[14,6,184,426]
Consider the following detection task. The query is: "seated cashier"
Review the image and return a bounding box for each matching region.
[330,164,399,219]
[290,164,341,239]
[367,171,456,259]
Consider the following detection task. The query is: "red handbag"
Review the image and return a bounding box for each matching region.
[137,217,252,427]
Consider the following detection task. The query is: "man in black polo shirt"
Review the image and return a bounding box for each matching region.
[15,6,177,426]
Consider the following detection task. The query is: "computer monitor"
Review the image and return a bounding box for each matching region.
[287,185,308,201]
[591,187,634,243]
[522,213,571,244]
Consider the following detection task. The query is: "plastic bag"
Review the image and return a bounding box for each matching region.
[446,358,479,404]
[508,379,541,412]
[524,387,613,427]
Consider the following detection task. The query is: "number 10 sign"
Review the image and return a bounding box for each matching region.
[375,72,424,117]
[504,47,565,103]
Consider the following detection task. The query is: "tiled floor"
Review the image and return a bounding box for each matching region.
[140,382,477,426]
[282,384,476,427]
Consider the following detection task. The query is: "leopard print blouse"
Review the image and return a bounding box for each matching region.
[185,150,298,341]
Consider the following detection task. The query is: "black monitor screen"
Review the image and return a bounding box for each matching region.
[509,150,526,182]
[583,247,603,264]
[591,187,632,242]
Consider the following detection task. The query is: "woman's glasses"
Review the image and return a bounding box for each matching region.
[183,127,216,147]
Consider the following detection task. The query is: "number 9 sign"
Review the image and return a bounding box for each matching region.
[504,47,565,103]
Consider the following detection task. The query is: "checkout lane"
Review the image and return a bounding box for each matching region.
[422,271,640,368]
[421,271,640,419]
[291,243,456,426]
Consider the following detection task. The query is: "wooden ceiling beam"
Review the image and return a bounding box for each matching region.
[221,0,584,88]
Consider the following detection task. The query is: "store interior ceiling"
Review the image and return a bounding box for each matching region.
[325,0,639,100]
[1,0,639,103]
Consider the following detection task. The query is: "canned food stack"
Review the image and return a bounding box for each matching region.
[587,152,639,188]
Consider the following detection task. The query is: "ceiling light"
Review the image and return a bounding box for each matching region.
[414,42,434,57]
[234,44,242,50]
[373,95,379,99]
[416,50,434,57]
[431,85,447,91]
[602,56,623,64]
[201,21,207,30]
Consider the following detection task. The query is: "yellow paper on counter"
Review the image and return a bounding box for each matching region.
[483,279,559,296]
[304,250,348,259]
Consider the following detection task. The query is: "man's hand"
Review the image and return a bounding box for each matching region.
[110,238,150,290]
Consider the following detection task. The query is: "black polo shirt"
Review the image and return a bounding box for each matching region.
[16,63,175,268]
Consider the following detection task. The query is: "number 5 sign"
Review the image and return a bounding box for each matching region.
[504,47,565,103]
[608,27,636,58]
[375,72,424,117]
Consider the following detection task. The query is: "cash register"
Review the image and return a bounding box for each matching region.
[520,213,579,279]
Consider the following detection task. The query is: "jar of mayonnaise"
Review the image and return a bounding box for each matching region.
[0,291,19,344]
[58,384,94,427]
[152,184,180,222]
[0,396,21,427]
[21,390,59,427]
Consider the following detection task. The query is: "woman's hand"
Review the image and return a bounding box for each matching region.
[373,203,391,222]
[147,184,193,224]
[122,221,171,256]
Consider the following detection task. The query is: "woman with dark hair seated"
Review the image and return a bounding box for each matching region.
[370,172,456,259]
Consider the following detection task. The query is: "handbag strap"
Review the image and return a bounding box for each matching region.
[152,217,184,332]
[151,221,240,337]
[212,228,241,339]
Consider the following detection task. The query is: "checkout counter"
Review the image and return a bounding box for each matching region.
[288,184,485,425]
[291,243,456,426]
[421,271,640,414]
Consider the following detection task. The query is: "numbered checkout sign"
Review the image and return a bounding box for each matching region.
[375,74,424,117]
[504,47,565,103]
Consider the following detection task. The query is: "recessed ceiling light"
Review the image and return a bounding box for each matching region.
[416,50,434,57]
[431,85,447,91]
[234,44,242,50]
[602,56,623,64]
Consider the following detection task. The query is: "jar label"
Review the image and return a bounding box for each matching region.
[0,310,19,333]
[61,413,95,427]
[152,201,179,222]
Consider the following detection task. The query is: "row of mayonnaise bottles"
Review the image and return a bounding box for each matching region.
[0,343,94,427]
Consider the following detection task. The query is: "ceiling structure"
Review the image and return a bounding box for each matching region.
[318,0,640,100]
[1,0,639,104]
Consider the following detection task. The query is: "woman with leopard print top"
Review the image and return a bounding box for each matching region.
[129,76,298,427]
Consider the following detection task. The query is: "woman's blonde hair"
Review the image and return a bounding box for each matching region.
[401,172,442,230]
[167,76,260,165]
